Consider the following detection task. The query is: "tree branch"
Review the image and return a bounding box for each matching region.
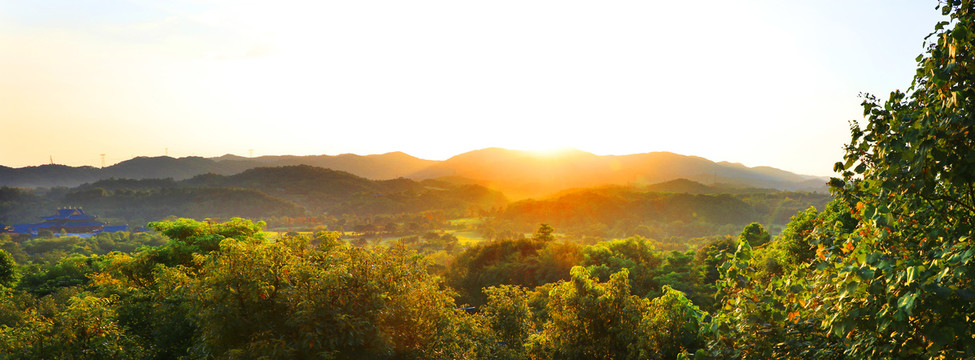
[922,196,955,228]
[968,182,974,213]
[938,194,975,215]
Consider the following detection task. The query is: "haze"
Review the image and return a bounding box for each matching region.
[0,1,942,176]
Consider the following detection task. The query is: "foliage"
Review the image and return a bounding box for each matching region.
[0,249,17,289]
[822,1,975,357]
[532,224,556,242]
[17,255,108,297]
[639,286,707,360]
[144,217,265,267]
[738,222,770,248]
[702,2,975,358]
[134,219,471,359]
[583,236,662,297]
[525,266,645,360]
[480,285,533,358]
[0,295,145,359]
[447,233,581,306]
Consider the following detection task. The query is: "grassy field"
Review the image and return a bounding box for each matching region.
[265,219,489,247]
[448,230,485,246]
[448,218,483,227]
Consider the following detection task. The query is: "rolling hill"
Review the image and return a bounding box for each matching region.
[1,165,509,225]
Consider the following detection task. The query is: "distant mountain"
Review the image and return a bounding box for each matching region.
[209,152,437,180]
[0,164,103,188]
[410,148,827,199]
[103,156,241,180]
[0,152,435,188]
[0,148,827,197]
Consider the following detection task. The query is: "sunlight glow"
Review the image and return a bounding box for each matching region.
[525,146,582,159]
[0,1,946,176]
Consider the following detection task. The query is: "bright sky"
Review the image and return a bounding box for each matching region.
[0,0,944,176]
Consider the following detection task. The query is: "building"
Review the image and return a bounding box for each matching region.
[38,208,104,233]
[5,208,128,237]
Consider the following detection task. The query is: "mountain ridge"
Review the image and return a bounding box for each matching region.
[0,148,828,197]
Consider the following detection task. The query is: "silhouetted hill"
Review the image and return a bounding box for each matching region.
[103,156,241,180]
[0,165,509,224]
[213,152,436,180]
[184,165,390,211]
[0,164,102,188]
[185,165,507,216]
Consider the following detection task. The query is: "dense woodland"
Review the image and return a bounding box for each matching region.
[1,2,975,359]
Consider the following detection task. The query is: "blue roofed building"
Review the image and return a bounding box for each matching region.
[37,208,104,233]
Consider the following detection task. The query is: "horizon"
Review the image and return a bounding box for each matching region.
[0,1,945,177]
[3,146,828,177]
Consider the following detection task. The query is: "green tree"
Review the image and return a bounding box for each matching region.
[582,236,661,297]
[822,1,975,356]
[447,237,577,306]
[481,285,533,359]
[526,267,645,360]
[0,249,17,289]
[706,2,975,358]
[738,222,770,248]
[637,286,706,359]
[0,295,145,359]
[705,239,843,359]
[532,224,556,242]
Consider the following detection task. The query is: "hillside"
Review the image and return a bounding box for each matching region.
[0,165,509,225]
[493,180,831,239]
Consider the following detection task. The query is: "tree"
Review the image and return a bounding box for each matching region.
[532,224,556,242]
[526,267,645,360]
[583,236,661,297]
[481,285,533,358]
[737,222,770,248]
[0,295,146,359]
[0,249,17,289]
[706,2,975,358]
[823,1,975,357]
[638,286,706,359]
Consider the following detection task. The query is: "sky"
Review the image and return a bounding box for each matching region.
[0,0,946,176]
